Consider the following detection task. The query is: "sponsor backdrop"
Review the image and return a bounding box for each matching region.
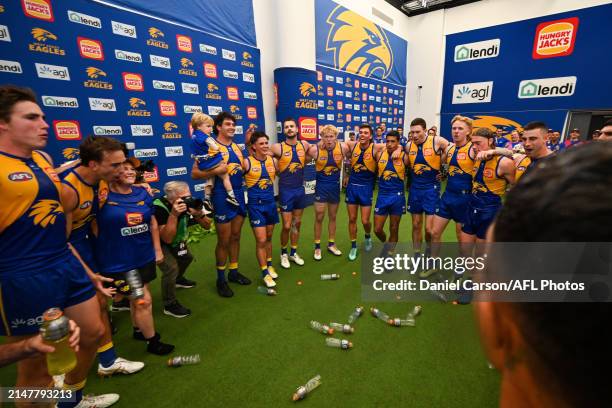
[441,3,612,139]
[315,0,407,87]
[0,0,264,193]
[315,65,405,132]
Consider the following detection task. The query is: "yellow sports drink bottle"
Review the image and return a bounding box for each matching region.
[40,308,77,375]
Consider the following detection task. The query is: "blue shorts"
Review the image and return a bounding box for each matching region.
[461,205,500,239]
[407,185,440,215]
[213,187,247,224]
[375,191,406,216]
[314,182,340,204]
[279,186,306,212]
[70,235,98,270]
[0,252,95,336]
[247,200,279,227]
[435,190,470,225]
[196,153,223,171]
[345,183,374,206]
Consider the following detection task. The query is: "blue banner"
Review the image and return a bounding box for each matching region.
[440,3,612,137]
[315,0,407,86]
[274,67,319,142]
[316,65,406,134]
[100,0,256,47]
[0,0,264,194]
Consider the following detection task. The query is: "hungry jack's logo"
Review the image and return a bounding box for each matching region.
[532,17,579,59]
[22,0,54,21]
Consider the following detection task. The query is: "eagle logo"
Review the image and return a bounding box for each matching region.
[472,115,523,139]
[163,122,177,131]
[227,163,241,176]
[243,51,252,60]
[230,105,239,113]
[62,148,79,160]
[148,27,164,38]
[299,82,316,97]
[326,6,393,79]
[207,83,219,92]
[257,179,271,190]
[472,182,488,194]
[31,28,57,42]
[413,164,430,175]
[29,200,63,228]
[353,163,367,173]
[129,97,145,108]
[323,166,339,176]
[180,58,194,68]
[86,67,106,79]
[288,162,302,173]
[382,170,398,181]
[448,166,464,176]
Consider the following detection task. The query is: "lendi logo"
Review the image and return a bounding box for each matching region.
[93,125,122,136]
[29,28,65,55]
[185,105,203,114]
[518,76,576,99]
[199,43,217,55]
[454,39,500,62]
[84,67,112,90]
[167,167,188,177]
[147,27,168,49]
[42,96,78,108]
[178,58,197,76]
[67,10,101,28]
[153,80,175,91]
[115,49,142,63]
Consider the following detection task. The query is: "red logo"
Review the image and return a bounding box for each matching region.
[247,106,257,119]
[346,114,352,122]
[327,87,333,97]
[125,212,144,226]
[354,79,360,88]
[337,101,343,110]
[123,72,144,91]
[8,172,34,182]
[424,148,433,156]
[457,152,467,160]
[227,86,239,100]
[362,93,367,101]
[22,0,54,21]
[317,71,322,81]
[159,100,176,116]
[299,117,317,141]
[532,17,579,59]
[78,37,104,60]
[53,120,81,140]
[203,62,217,78]
[484,168,494,178]
[143,166,159,182]
[176,34,192,52]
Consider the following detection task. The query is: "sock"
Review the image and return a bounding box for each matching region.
[217,264,226,282]
[228,262,238,278]
[281,246,288,255]
[97,341,117,368]
[365,233,371,240]
[290,246,297,257]
[314,240,321,250]
[227,189,236,199]
[261,265,268,278]
[328,239,335,248]
[266,258,272,267]
[425,245,432,258]
[59,380,86,408]
[351,240,357,249]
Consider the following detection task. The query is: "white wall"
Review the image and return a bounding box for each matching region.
[252,0,611,139]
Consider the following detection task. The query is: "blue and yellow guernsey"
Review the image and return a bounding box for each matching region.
[408,135,441,188]
[0,151,68,272]
[377,149,406,194]
[514,155,532,182]
[245,156,276,203]
[471,156,508,208]
[446,142,474,193]
[213,139,245,193]
[349,142,376,185]
[278,141,305,188]
[315,142,343,184]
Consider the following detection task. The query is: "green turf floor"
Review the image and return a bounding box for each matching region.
[0,192,500,407]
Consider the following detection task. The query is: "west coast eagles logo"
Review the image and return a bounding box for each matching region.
[322,166,339,176]
[31,27,56,41]
[325,6,393,79]
[257,179,272,190]
[299,82,316,97]
[29,199,63,228]
[472,115,523,137]
[227,163,242,176]
[382,170,397,181]
[288,162,302,173]
[413,163,430,175]
[62,148,79,160]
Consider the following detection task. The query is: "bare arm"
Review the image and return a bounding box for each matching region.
[499,157,516,186]
[60,184,78,238]
[270,143,282,158]
[151,216,163,264]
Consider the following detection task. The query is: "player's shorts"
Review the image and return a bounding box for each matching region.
[0,252,95,336]
[461,204,501,239]
[247,199,279,227]
[435,189,470,225]
[314,182,340,204]
[374,191,406,216]
[279,186,306,212]
[212,187,247,224]
[195,152,223,171]
[345,183,374,206]
[407,185,440,215]
[70,235,98,270]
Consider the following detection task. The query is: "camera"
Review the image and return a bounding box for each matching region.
[181,196,204,211]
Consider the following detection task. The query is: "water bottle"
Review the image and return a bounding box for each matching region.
[167,354,201,367]
[257,286,277,296]
[348,306,364,324]
[310,320,334,335]
[320,274,340,280]
[325,338,352,350]
[292,374,322,401]
[39,308,77,376]
[370,307,390,322]
[388,317,415,327]
[407,305,422,319]
[329,322,354,334]
[125,269,145,304]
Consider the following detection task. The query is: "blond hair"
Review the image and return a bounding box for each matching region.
[190,112,213,130]
[319,124,339,138]
[451,115,473,129]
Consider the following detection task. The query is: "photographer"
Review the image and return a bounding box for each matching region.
[154,181,212,318]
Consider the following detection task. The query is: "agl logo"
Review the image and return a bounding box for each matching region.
[533,17,579,59]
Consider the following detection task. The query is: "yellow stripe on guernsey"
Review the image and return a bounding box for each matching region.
[351,143,376,173]
[61,169,96,232]
[514,156,532,182]
[472,156,507,197]
[278,141,305,173]
[245,156,276,193]
[315,142,343,174]
[377,149,406,193]
[0,151,62,234]
[408,135,441,173]
[447,142,474,175]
